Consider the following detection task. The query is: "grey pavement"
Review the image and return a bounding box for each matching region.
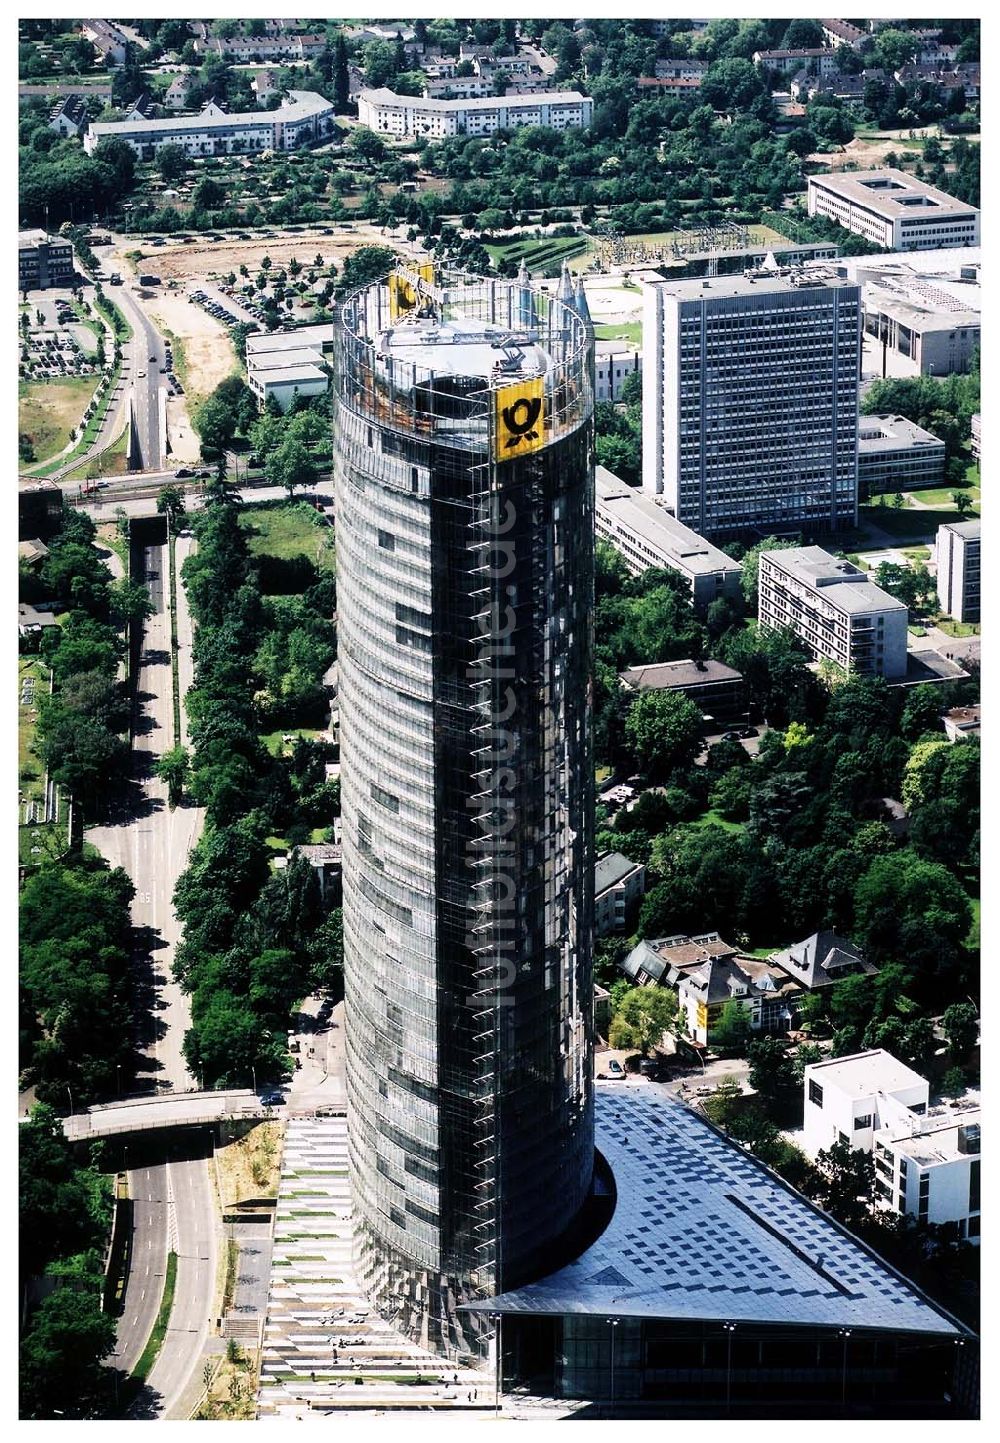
[88,533,204,1094]
[111,1159,169,1377]
[148,1144,219,1419]
[114,280,167,471]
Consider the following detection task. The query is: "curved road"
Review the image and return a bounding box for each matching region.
[145,1139,218,1419]
[111,1158,169,1378]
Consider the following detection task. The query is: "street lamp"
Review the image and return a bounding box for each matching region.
[606,1317,620,1416]
[723,1322,737,1415]
[251,1064,257,1095]
[839,1328,852,1414]
[65,1083,74,1115]
[492,1312,502,1417]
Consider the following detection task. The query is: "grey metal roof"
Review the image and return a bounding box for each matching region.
[594,851,641,896]
[463,1087,966,1336]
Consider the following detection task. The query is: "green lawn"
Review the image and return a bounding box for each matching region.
[967,897,980,950]
[594,322,642,344]
[260,727,323,757]
[240,503,335,570]
[859,503,970,540]
[484,233,590,275]
[19,375,95,463]
[935,617,980,638]
[905,486,980,510]
[688,808,745,835]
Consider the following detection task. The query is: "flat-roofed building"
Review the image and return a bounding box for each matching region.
[804,1049,982,1243]
[807,169,980,251]
[356,86,592,138]
[594,340,640,402]
[642,271,860,538]
[936,519,980,623]
[18,229,74,292]
[619,658,747,727]
[759,545,908,678]
[970,412,980,461]
[83,89,336,158]
[594,467,742,610]
[858,413,946,497]
[803,1048,929,1159]
[245,323,333,411]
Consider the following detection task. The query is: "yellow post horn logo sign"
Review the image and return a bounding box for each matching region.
[495,377,545,461]
[388,263,435,321]
[388,270,418,320]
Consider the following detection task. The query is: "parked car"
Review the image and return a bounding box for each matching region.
[260,1090,285,1106]
[720,730,743,743]
[605,1058,626,1079]
[739,726,757,740]
[173,467,192,478]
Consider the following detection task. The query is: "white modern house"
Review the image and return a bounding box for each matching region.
[803,1050,981,1241]
[245,324,333,411]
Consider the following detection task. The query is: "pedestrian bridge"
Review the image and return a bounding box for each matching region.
[62,1090,343,1143]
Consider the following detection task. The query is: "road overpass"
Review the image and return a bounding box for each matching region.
[62,1089,343,1143]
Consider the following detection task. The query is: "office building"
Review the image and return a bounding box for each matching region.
[759,546,908,678]
[642,271,860,539]
[334,271,595,1354]
[619,658,747,726]
[936,519,980,623]
[858,414,946,498]
[18,230,74,292]
[245,324,333,411]
[84,89,336,158]
[357,87,592,138]
[804,1050,981,1242]
[595,468,742,608]
[807,170,980,252]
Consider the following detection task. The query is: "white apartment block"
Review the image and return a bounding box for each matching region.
[936,520,981,624]
[594,467,742,611]
[594,340,640,403]
[804,1050,981,1242]
[970,413,981,461]
[84,90,336,158]
[753,48,840,77]
[357,86,592,139]
[759,546,908,679]
[807,170,980,252]
[642,271,860,538]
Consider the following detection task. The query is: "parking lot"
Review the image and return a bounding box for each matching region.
[19,287,106,383]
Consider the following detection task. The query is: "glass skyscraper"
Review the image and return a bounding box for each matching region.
[333,271,596,1354]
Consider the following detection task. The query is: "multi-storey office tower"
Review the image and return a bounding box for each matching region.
[333,272,595,1354]
[642,271,861,539]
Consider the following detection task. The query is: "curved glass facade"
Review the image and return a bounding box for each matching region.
[334,275,595,1354]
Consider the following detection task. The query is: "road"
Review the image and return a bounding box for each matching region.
[145,1138,218,1420]
[112,1158,169,1377]
[88,531,204,1094]
[113,279,166,472]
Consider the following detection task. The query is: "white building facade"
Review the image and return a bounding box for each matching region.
[807,170,980,251]
[936,519,981,623]
[759,546,908,678]
[357,87,592,138]
[804,1050,981,1242]
[84,90,336,158]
